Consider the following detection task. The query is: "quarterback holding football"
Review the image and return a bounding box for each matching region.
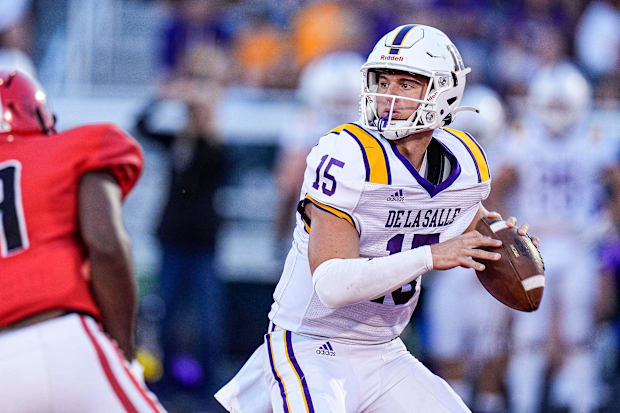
[216,24,540,413]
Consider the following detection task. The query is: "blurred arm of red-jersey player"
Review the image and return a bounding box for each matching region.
[79,171,138,361]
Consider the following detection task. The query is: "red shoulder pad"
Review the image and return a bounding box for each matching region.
[63,123,144,199]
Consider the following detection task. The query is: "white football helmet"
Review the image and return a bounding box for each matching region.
[450,84,506,145]
[361,24,472,140]
[297,51,365,122]
[529,61,592,135]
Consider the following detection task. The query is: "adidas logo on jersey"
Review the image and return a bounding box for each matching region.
[316,342,336,356]
[387,189,405,202]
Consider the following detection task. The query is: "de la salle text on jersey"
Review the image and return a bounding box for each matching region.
[385,208,462,229]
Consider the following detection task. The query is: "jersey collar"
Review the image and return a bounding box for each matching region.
[389,138,461,197]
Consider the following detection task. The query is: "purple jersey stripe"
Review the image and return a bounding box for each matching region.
[285,331,315,413]
[347,123,392,185]
[266,334,290,413]
[444,129,481,183]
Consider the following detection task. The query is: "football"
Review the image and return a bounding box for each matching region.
[475,217,545,312]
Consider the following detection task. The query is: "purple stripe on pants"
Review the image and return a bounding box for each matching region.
[266,334,289,413]
[285,331,315,413]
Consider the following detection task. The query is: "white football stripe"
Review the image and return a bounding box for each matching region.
[489,220,508,233]
[522,275,545,291]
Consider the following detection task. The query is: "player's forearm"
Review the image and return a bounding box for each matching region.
[89,238,138,360]
[312,245,434,308]
[79,172,138,359]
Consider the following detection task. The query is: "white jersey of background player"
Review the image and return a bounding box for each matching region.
[216,24,537,413]
[425,84,513,413]
[499,62,616,413]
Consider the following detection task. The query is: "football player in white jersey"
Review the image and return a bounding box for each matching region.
[216,24,538,413]
[425,84,512,413]
[495,62,617,413]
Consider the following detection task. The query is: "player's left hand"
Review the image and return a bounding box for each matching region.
[485,211,540,247]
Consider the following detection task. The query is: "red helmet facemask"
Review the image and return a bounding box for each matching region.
[0,70,56,135]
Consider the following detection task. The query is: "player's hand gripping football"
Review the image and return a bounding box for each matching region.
[500,212,541,247]
[430,211,540,271]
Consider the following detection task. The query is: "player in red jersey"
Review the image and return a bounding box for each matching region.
[0,70,166,413]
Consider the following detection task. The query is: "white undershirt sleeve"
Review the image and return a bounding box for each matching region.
[312,245,434,309]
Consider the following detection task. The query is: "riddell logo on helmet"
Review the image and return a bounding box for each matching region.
[426,92,438,101]
[380,55,404,62]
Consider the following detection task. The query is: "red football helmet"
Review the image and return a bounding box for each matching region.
[0,70,55,135]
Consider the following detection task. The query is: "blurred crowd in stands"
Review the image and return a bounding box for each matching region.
[1,0,619,412]
[157,0,618,93]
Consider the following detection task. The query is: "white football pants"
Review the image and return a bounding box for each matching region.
[508,238,599,413]
[0,313,166,413]
[265,328,470,413]
[216,328,471,413]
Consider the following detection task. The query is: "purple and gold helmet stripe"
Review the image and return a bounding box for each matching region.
[444,128,490,182]
[284,330,315,413]
[266,333,291,413]
[389,24,416,55]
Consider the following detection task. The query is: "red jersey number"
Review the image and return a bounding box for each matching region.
[0,160,29,257]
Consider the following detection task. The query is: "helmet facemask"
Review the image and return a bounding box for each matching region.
[361,66,469,140]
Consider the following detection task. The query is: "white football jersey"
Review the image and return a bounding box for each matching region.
[504,119,617,243]
[268,123,491,344]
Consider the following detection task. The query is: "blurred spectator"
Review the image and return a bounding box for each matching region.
[0,0,35,77]
[291,0,368,70]
[597,158,620,407]
[343,0,402,55]
[135,44,228,408]
[491,22,565,102]
[575,0,620,80]
[273,51,364,250]
[159,0,231,78]
[232,17,292,88]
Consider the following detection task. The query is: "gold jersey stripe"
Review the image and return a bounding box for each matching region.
[305,195,355,229]
[444,128,490,182]
[329,123,390,184]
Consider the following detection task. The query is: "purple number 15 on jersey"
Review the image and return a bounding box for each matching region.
[313,155,345,196]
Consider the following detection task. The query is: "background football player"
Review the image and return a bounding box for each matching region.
[0,70,166,413]
[493,62,618,413]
